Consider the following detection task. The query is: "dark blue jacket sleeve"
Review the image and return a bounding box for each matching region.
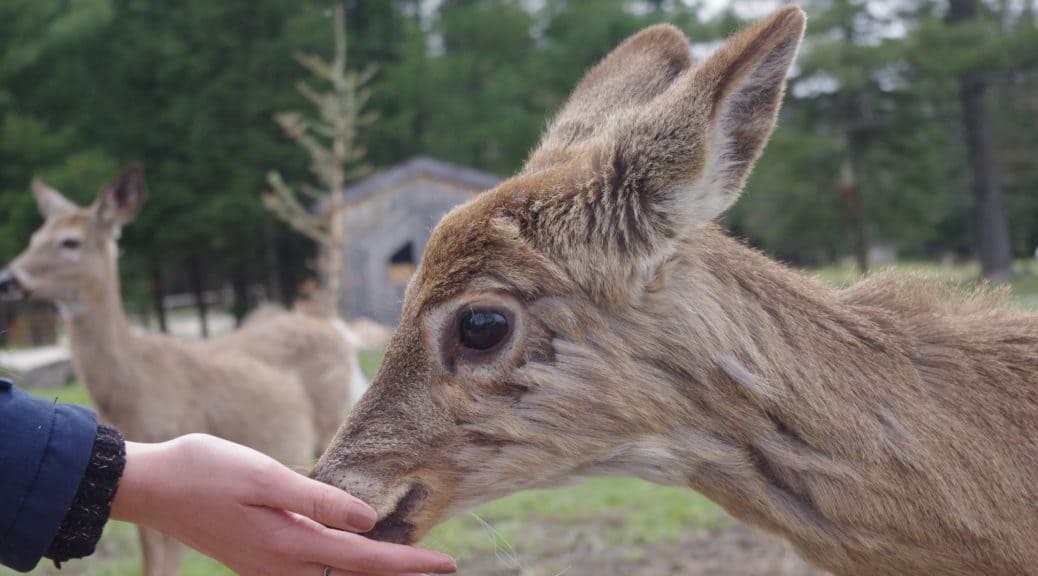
[0,378,97,572]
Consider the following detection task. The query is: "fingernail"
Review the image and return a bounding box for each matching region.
[348,505,377,531]
[438,554,457,573]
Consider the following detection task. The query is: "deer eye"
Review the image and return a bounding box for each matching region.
[458,309,509,351]
[60,238,82,250]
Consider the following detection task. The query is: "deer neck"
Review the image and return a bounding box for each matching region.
[597,226,926,547]
[65,263,140,418]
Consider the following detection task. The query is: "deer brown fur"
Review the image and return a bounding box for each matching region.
[0,167,365,576]
[311,6,1038,576]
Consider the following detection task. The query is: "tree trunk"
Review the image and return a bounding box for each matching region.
[264,219,284,305]
[280,238,298,307]
[323,1,347,319]
[231,255,249,327]
[843,137,869,275]
[411,0,428,149]
[187,254,209,338]
[948,0,1015,280]
[150,268,168,333]
[0,303,11,347]
[837,16,870,275]
[325,206,344,318]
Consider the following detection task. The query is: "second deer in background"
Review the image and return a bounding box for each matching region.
[0,166,367,576]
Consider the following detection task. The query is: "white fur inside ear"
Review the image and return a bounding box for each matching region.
[96,201,118,226]
[694,31,803,224]
[106,239,120,262]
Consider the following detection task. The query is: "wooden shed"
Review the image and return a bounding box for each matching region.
[0,302,59,348]
[332,157,500,323]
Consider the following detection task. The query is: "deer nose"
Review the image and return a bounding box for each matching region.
[0,269,23,299]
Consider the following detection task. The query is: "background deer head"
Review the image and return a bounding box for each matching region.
[0,166,147,311]
[311,6,806,544]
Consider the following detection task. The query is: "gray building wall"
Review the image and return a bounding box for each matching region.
[334,159,500,323]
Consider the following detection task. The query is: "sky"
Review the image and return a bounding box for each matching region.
[699,0,782,19]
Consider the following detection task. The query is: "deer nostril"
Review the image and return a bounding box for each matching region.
[0,270,24,299]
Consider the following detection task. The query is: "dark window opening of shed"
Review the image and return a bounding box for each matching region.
[388,241,416,282]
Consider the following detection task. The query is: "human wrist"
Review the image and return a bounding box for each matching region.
[108,439,176,527]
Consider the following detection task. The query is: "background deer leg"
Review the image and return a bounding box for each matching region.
[139,527,184,576]
[161,534,184,576]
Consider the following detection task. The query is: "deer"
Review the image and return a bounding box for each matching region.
[0,166,367,576]
[310,6,1038,576]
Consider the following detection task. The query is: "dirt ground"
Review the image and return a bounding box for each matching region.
[455,523,827,576]
[618,528,828,576]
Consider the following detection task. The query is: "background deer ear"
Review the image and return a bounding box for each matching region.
[95,165,148,227]
[525,24,693,172]
[32,179,77,219]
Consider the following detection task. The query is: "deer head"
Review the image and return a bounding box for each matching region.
[0,166,147,311]
[312,7,807,544]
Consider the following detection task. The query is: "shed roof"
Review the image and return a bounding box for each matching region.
[341,156,501,206]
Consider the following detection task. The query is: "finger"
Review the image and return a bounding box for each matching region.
[301,529,456,574]
[255,467,381,535]
[259,469,378,533]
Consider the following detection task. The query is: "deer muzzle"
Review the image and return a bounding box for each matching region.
[0,269,27,301]
[309,457,432,545]
[365,482,428,544]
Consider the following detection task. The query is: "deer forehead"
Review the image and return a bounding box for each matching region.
[410,179,571,315]
[30,213,93,246]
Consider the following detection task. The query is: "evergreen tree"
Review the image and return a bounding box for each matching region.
[946,0,1014,279]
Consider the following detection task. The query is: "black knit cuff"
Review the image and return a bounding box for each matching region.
[45,424,126,567]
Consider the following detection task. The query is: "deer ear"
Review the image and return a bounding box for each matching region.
[573,6,806,249]
[95,165,148,227]
[32,179,77,219]
[525,24,693,172]
[512,9,805,302]
[690,5,806,219]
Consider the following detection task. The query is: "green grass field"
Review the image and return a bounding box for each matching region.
[4,260,1036,575]
[807,259,1038,305]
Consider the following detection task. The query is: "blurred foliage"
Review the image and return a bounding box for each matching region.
[0,0,1036,314]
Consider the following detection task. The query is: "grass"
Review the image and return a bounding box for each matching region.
[5,259,1037,575]
[808,258,1038,287]
[425,479,726,562]
[23,380,95,406]
[807,259,1038,310]
[356,349,383,379]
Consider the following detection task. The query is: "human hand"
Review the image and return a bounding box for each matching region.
[111,434,456,576]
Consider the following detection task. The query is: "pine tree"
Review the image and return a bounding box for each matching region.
[946,0,1014,279]
[263,2,375,316]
